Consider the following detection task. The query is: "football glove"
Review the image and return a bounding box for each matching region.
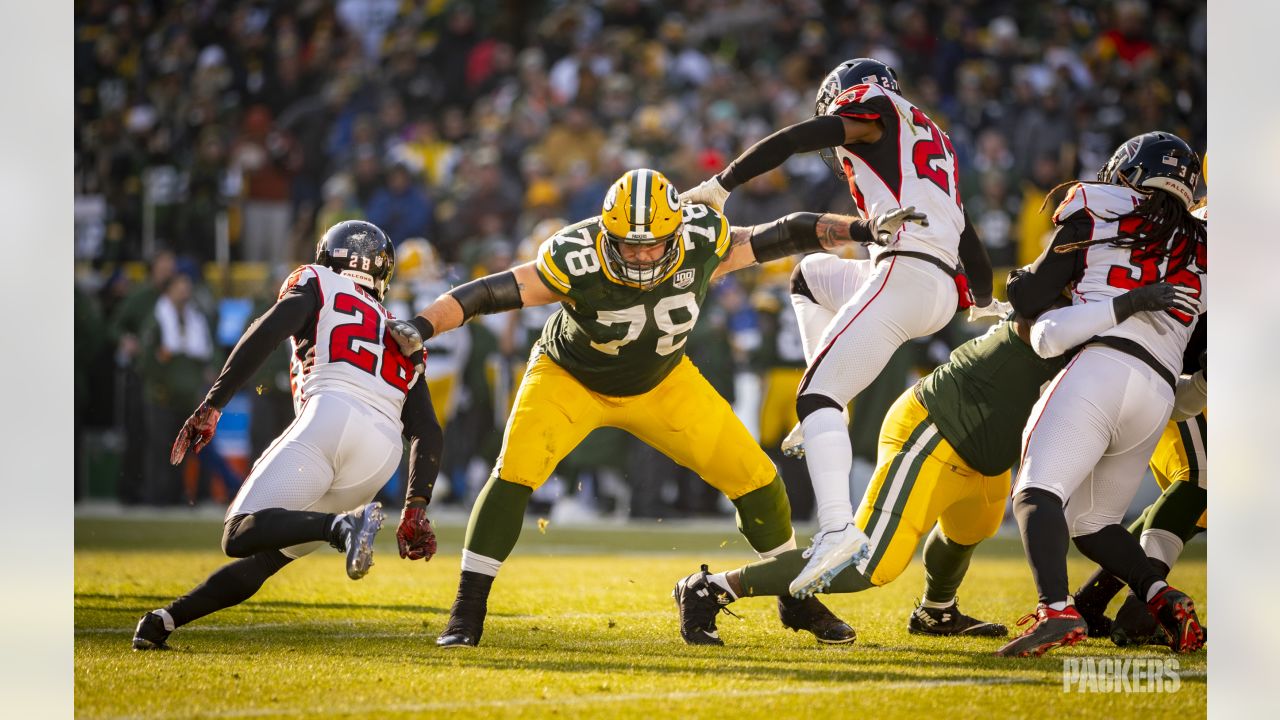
[170,401,221,465]
[869,206,929,245]
[967,298,1012,322]
[387,318,425,356]
[678,177,731,212]
[396,500,437,561]
[1113,283,1200,322]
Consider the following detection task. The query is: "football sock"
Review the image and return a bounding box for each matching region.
[737,548,873,597]
[163,550,292,628]
[731,475,795,555]
[1074,511,1150,612]
[463,476,533,564]
[1145,581,1169,603]
[221,509,336,557]
[1139,529,1185,571]
[1012,488,1071,606]
[706,572,738,600]
[1144,479,1206,543]
[920,597,954,610]
[802,407,855,531]
[1071,523,1166,604]
[921,526,977,605]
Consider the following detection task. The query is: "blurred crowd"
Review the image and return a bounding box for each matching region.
[73,0,1206,515]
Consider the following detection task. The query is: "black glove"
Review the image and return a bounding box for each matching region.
[1112,283,1200,323]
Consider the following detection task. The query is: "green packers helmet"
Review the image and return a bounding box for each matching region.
[599,168,683,290]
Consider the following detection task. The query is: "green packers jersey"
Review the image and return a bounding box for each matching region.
[915,320,1069,476]
[534,203,731,396]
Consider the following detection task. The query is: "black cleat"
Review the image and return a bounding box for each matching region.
[1110,592,1161,647]
[1146,586,1205,653]
[995,604,1088,658]
[132,612,172,651]
[330,502,384,580]
[437,570,493,649]
[778,594,856,644]
[908,599,1007,637]
[673,564,738,646]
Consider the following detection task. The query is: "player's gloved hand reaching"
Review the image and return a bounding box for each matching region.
[387,318,425,356]
[170,401,221,465]
[678,177,731,212]
[869,206,929,245]
[1112,282,1201,323]
[396,500,437,561]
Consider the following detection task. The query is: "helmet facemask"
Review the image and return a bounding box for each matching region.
[601,229,681,291]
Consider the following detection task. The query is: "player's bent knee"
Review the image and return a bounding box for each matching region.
[796,393,842,422]
[790,262,817,303]
[221,514,254,558]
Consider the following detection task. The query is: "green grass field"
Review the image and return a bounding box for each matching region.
[75,516,1205,719]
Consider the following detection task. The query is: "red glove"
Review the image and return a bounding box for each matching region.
[170,402,221,465]
[397,501,437,561]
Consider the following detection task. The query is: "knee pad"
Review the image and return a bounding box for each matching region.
[795,393,842,422]
[221,514,252,558]
[789,262,817,303]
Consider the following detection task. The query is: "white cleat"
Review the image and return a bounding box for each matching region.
[780,422,806,459]
[789,523,871,599]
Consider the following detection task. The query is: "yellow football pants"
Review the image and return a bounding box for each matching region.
[854,389,1010,586]
[1150,413,1207,528]
[494,351,778,499]
[758,367,805,449]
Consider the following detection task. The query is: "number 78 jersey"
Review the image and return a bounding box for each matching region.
[534,203,730,396]
[282,264,417,423]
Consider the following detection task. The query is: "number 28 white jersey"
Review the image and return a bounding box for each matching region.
[280,264,417,423]
[826,83,967,266]
[1054,183,1207,376]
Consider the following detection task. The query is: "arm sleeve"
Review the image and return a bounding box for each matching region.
[717,115,848,191]
[1170,371,1207,422]
[205,284,318,408]
[957,210,994,302]
[400,377,444,504]
[1028,300,1119,359]
[1006,210,1091,318]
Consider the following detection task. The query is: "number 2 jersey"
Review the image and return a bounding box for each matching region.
[533,203,730,396]
[1007,183,1207,377]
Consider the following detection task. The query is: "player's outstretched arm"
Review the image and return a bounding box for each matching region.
[712,208,928,279]
[681,116,880,210]
[171,283,319,465]
[396,377,443,561]
[390,262,565,355]
[1027,282,1201,359]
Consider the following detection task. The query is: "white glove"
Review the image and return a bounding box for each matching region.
[679,177,731,212]
[386,318,427,379]
[967,298,1012,322]
[869,206,929,245]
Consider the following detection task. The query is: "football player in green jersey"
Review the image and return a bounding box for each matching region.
[390,168,927,647]
[669,281,1192,646]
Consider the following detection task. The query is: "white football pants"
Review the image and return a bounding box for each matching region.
[228,392,402,558]
[1015,345,1174,536]
[791,252,957,530]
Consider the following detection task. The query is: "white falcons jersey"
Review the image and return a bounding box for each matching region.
[1055,183,1207,375]
[281,264,417,422]
[826,83,966,266]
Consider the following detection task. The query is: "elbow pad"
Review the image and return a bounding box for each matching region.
[448,271,524,322]
[749,213,825,263]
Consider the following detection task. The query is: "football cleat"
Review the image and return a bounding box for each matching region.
[1146,586,1206,653]
[908,599,1008,637]
[780,422,805,459]
[778,594,856,644]
[1110,592,1161,647]
[131,611,172,651]
[995,603,1088,658]
[331,502,384,580]
[437,571,493,649]
[789,523,871,599]
[673,564,739,646]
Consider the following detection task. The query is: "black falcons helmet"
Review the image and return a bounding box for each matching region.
[316,220,396,300]
[814,58,900,179]
[1097,131,1202,210]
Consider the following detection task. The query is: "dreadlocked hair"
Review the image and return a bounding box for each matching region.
[1040,178,1206,266]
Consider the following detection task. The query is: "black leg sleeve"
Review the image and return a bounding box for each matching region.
[1072,524,1166,603]
[164,551,293,628]
[1012,488,1071,605]
[1073,508,1151,613]
[222,509,337,558]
